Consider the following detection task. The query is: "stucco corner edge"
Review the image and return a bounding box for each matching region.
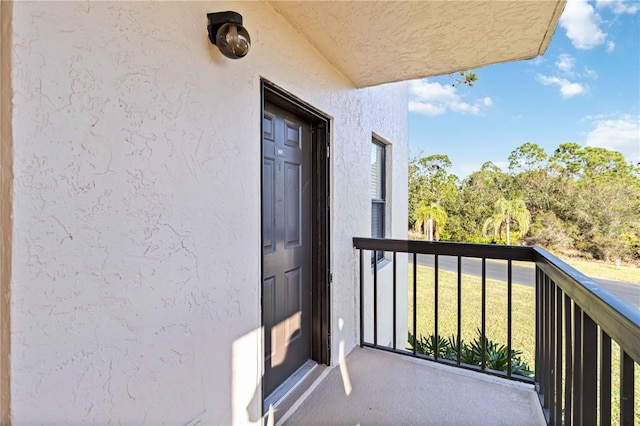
[537,0,567,56]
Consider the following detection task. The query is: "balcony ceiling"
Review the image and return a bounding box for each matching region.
[268,0,566,88]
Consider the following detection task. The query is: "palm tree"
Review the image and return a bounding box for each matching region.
[483,197,531,245]
[414,201,448,241]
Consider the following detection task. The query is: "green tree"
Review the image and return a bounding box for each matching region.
[408,143,639,262]
[525,211,574,250]
[409,155,459,231]
[483,197,531,245]
[449,70,478,87]
[550,142,583,178]
[454,162,511,242]
[570,175,640,260]
[551,143,639,181]
[508,142,548,174]
[414,201,448,241]
[550,144,640,260]
[508,143,555,216]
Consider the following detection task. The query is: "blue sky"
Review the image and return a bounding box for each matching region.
[408,0,640,178]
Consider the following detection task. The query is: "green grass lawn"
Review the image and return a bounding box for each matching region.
[408,264,537,368]
[561,257,639,284]
[408,264,639,424]
[494,258,639,285]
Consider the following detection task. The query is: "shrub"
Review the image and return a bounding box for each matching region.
[408,328,533,378]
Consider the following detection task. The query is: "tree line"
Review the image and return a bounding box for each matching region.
[409,143,640,263]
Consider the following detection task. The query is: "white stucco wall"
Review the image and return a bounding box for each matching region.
[7,1,408,424]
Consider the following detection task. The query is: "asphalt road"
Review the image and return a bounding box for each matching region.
[411,255,640,308]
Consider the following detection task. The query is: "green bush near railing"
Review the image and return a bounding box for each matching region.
[408,329,533,377]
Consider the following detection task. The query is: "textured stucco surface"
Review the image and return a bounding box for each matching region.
[7,1,408,424]
[270,0,566,87]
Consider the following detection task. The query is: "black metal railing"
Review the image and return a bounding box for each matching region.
[534,248,639,425]
[353,237,639,425]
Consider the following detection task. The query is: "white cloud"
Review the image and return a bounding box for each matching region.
[606,40,616,52]
[581,113,610,122]
[583,67,598,79]
[545,54,595,93]
[408,102,445,116]
[596,0,640,15]
[560,0,607,49]
[408,79,493,116]
[536,74,588,98]
[529,56,546,66]
[556,54,576,74]
[585,114,640,163]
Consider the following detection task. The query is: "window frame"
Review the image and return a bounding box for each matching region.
[371,138,386,263]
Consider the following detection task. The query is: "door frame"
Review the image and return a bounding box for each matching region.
[260,80,331,403]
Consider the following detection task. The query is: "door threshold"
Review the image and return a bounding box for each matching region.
[264,360,317,412]
[264,360,330,426]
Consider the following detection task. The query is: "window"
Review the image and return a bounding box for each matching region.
[371,139,385,262]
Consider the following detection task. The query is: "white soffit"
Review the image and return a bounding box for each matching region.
[268,0,566,88]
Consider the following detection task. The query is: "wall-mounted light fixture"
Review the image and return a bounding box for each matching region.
[207,11,251,59]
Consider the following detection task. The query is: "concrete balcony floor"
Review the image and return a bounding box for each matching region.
[276,347,545,425]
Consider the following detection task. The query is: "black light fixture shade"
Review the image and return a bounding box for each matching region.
[207,11,251,59]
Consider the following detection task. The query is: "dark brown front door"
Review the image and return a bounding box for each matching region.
[262,102,312,397]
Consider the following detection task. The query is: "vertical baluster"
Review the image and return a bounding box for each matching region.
[554,286,563,426]
[549,279,556,423]
[573,306,583,426]
[481,258,486,371]
[544,275,551,411]
[457,255,462,365]
[535,267,541,384]
[392,251,397,350]
[413,252,417,356]
[507,260,513,378]
[564,295,573,426]
[582,313,597,423]
[359,248,364,347]
[373,250,378,347]
[620,350,635,425]
[434,254,439,361]
[600,331,611,426]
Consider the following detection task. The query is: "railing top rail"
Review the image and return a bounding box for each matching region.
[352,237,536,261]
[533,246,640,363]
